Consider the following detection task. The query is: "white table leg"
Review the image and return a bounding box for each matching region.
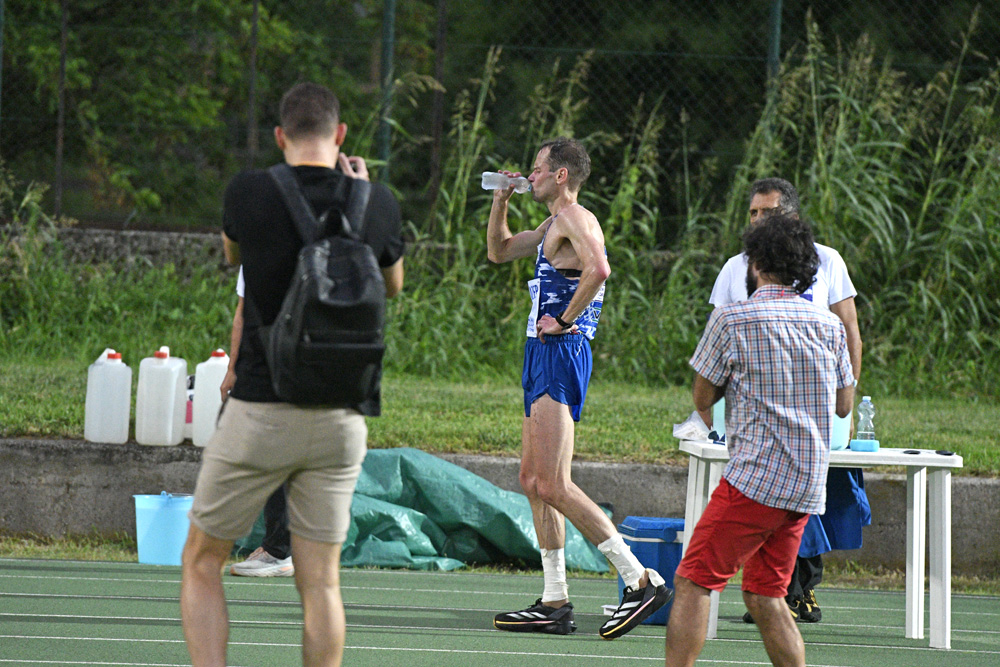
[682,455,723,641]
[705,462,723,640]
[906,466,926,639]
[928,468,952,650]
[683,456,705,555]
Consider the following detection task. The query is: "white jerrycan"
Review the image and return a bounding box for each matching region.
[135,346,188,446]
[84,348,132,444]
[192,349,229,447]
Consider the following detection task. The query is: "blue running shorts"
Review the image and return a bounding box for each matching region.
[522,335,593,422]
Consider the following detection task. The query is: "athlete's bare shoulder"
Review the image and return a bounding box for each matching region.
[555,203,603,244]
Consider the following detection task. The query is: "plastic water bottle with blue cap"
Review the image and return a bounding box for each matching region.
[482,172,532,193]
[850,396,880,452]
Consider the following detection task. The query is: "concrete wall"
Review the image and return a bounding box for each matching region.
[55,228,227,269]
[2,439,997,576]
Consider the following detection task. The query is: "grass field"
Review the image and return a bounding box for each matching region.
[2,534,999,597]
[1,557,998,667]
[3,361,999,474]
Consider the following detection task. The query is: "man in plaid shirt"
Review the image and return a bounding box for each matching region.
[665,215,854,667]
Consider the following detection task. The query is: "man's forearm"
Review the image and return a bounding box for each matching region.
[847,331,862,381]
[486,201,512,263]
[229,299,244,369]
[559,270,604,322]
[693,373,725,412]
[830,298,862,380]
[222,232,240,265]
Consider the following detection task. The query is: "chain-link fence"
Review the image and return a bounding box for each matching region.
[1,0,997,231]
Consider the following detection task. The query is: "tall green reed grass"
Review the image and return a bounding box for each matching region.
[1,14,997,399]
[735,12,1000,398]
[0,168,236,366]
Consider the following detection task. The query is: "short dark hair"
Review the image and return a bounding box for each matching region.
[540,137,591,191]
[749,177,800,216]
[279,83,340,140]
[742,214,818,294]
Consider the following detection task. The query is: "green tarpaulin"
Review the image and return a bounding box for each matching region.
[235,447,608,572]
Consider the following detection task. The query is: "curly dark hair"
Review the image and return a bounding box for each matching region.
[742,214,819,295]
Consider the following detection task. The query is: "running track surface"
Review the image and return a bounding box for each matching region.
[1,558,998,666]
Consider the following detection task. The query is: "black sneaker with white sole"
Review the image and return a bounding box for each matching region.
[599,568,672,640]
[493,599,577,635]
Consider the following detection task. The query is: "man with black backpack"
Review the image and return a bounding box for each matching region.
[180,82,404,667]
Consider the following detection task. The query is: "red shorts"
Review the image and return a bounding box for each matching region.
[676,478,809,598]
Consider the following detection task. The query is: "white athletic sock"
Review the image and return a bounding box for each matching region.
[597,534,645,590]
[540,548,568,603]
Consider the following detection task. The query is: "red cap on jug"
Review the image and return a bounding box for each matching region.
[108,352,122,359]
[211,349,226,357]
[154,350,169,359]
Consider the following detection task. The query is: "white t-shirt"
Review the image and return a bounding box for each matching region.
[709,243,856,309]
[236,266,245,298]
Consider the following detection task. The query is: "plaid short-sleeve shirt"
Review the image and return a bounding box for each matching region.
[690,284,854,514]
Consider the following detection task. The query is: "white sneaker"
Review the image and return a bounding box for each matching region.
[229,547,294,577]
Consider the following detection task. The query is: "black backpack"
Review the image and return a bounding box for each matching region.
[253,163,386,405]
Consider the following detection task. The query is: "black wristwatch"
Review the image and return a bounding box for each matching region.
[555,313,573,330]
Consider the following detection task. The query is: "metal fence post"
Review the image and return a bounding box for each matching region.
[0,0,5,151]
[767,0,783,82]
[246,0,260,170]
[377,0,396,181]
[55,0,68,217]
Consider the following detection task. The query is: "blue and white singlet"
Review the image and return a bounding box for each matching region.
[525,219,605,340]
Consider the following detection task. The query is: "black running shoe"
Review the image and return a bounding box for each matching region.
[493,599,577,634]
[799,589,821,623]
[743,597,800,625]
[599,568,672,640]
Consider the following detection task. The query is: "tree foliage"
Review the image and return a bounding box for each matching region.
[1,0,436,225]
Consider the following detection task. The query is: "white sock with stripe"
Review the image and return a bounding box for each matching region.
[541,548,568,603]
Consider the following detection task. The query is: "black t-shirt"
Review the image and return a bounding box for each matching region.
[223,164,404,414]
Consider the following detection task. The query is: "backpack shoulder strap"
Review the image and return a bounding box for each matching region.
[342,178,372,236]
[268,164,320,244]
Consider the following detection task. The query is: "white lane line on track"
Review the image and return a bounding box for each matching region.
[0,662,200,667]
[0,612,492,633]
[5,590,998,625]
[4,591,1000,631]
[0,634,665,664]
[0,635,881,666]
[0,593,576,614]
[5,574,999,615]
[2,631,999,657]
[3,560,997,603]
[7,610,999,639]
[0,574,612,600]
[714,599,1000,617]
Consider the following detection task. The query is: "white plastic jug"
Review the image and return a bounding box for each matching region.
[192,349,230,447]
[84,348,132,444]
[135,346,188,446]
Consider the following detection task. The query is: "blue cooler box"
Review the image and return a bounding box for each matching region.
[616,516,685,625]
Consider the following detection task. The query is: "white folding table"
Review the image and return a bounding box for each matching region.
[679,439,963,649]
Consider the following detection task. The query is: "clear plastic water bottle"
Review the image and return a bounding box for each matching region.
[856,396,876,440]
[481,171,532,193]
